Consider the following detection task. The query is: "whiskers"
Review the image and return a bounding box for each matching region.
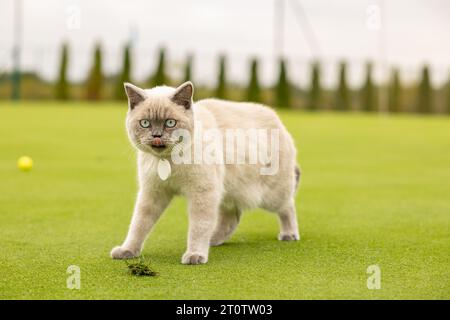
[120,140,148,160]
[122,136,187,161]
[134,140,152,153]
[120,141,138,161]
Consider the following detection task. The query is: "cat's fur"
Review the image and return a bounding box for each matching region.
[110,81,300,264]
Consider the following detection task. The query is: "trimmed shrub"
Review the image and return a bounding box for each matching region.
[275,58,291,108]
[114,45,132,100]
[388,68,402,113]
[183,55,193,83]
[55,43,69,100]
[417,65,433,113]
[307,61,321,110]
[246,58,262,103]
[335,62,350,111]
[150,48,168,87]
[361,62,378,112]
[215,55,227,99]
[85,43,103,100]
[446,75,450,114]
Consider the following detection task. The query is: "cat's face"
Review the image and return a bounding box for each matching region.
[124,82,194,157]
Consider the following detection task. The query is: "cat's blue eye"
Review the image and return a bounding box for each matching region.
[165,119,177,128]
[139,119,150,128]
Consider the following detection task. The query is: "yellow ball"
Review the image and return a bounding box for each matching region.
[17,156,33,172]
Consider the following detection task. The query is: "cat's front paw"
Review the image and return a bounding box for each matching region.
[110,246,139,259]
[181,252,208,265]
[278,232,300,241]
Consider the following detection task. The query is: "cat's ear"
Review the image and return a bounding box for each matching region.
[171,81,194,109]
[124,82,147,110]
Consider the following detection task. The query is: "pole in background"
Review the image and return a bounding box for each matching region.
[12,0,23,101]
[289,0,321,58]
[274,0,285,58]
[378,0,388,113]
[366,0,388,113]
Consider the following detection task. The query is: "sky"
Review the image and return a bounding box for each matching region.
[0,0,449,87]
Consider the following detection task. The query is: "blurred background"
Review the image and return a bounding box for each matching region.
[1,1,450,300]
[1,0,449,113]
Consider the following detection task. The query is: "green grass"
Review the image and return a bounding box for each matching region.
[0,101,449,300]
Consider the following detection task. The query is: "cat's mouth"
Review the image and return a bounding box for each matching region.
[149,137,166,150]
[149,140,167,151]
[138,138,173,153]
[151,144,166,149]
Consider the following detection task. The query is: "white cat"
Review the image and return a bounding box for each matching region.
[111,81,300,264]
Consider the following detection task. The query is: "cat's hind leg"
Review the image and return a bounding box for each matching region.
[210,205,242,246]
[277,200,300,241]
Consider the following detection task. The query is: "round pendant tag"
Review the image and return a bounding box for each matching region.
[157,159,171,181]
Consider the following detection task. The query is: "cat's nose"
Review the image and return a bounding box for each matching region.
[152,137,163,146]
[152,134,162,138]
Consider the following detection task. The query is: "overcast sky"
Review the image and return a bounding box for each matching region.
[1,0,449,86]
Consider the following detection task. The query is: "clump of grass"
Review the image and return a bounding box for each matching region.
[124,256,158,277]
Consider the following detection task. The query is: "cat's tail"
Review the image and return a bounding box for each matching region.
[295,165,301,189]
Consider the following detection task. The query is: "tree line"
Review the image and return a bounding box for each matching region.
[12,43,450,114]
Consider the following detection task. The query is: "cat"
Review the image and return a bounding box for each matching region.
[110,81,301,264]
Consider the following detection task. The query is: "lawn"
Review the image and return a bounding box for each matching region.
[0,101,449,300]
